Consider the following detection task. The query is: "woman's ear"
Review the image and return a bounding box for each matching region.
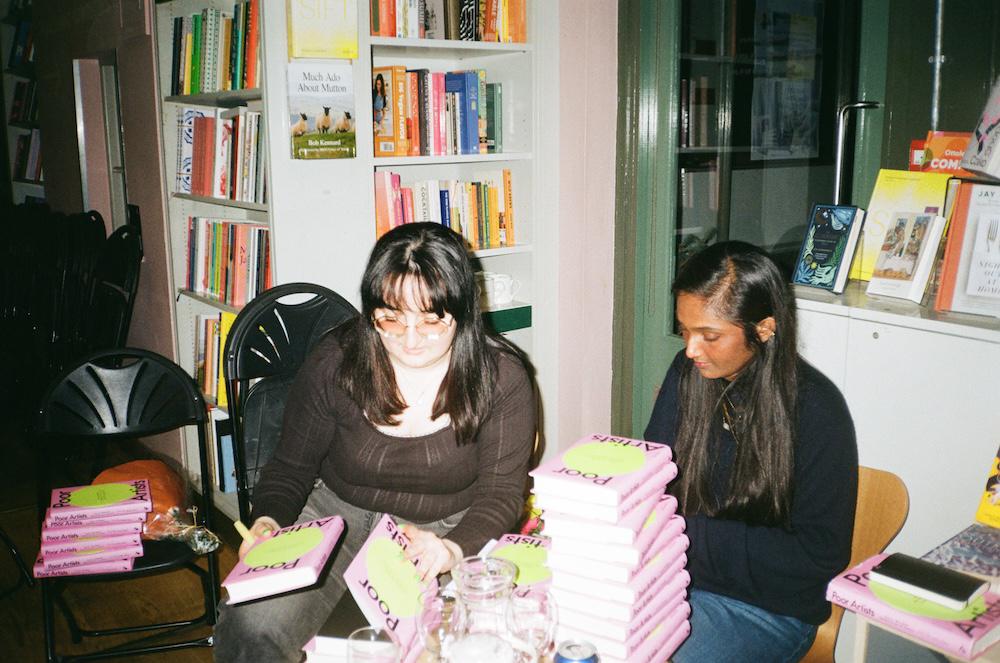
[756,317,777,343]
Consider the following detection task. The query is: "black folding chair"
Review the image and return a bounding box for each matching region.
[223,283,357,523]
[34,348,220,661]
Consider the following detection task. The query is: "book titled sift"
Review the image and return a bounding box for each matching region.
[46,479,152,522]
[827,553,1000,660]
[870,552,988,611]
[343,513,430,661]
[223,516,345,605]
[529,434,673,507]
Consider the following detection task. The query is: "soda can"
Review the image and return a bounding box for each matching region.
[554,639,600,663]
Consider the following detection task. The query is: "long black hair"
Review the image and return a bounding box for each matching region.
[671,241,799,527]
[338,222,524,444]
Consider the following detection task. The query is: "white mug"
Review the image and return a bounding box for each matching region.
[476,272,521,308]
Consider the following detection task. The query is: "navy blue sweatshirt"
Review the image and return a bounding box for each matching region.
[644,351,858,625]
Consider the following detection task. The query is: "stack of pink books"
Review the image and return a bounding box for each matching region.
[529,434,690,663]
[33,479,152,578]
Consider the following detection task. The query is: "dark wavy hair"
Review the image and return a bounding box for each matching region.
[671,241,799,527]
[338,222,524,444]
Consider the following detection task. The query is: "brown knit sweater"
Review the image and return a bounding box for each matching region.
[251,332,537,556]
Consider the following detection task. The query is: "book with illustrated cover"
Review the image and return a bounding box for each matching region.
[918,131,975,177]
[286,0,358,60]
[976,446,1000,529]
[827,553,1000,660]
[529,434,673,507]
[791,204,866,294]
[848,169,953,282]
[47,479,152,523]
[343,514,431,662]
[865,212,947,304]
[923,524,1000,592]
[372,65,407,157]
[935,183,1000,318]
[963,76,1000,181]
[287,61,356,160]
[32,555,134,579]
[223,516,345,604]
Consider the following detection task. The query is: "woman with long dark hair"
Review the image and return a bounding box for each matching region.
[214,223,537,662]
[645,241,858,662]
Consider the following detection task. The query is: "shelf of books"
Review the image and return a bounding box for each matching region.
[368,0,535,349]
[2,0,44,203]
[155,0,269,520]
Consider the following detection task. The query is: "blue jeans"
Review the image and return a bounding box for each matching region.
[213,480,466,663]
[671,589,818,663]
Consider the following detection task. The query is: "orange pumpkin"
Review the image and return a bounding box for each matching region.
[93,460,187,539]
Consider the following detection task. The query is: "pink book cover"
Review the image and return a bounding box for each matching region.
[551,558,688,623]
[41,541,144,571]
[391,173,404,228]
[551,541,689,605]
[33,554,134,578]
[533,461,677,524]
[547,515,685,583]
[46,479,152,522]
[41,532,142,556]
[223,516,345,605]
[542,494,678,547]
[629,603,692,663]
[433,72,446,156]
[344,514,434,662]
[827,553,1000,659]
[530,434,674,507]
[41,517,144,541]
[559,580,687,644]
[484,533,552,597]
[549,498,681,567]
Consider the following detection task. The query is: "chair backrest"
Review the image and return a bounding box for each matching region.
[224,282,358,522]
[86,222,143,350]
[35,347,214,533]
[800,465,909,663]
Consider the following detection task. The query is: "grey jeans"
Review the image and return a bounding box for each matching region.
[213,480,465,663]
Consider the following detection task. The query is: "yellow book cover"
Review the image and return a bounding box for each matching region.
[286,0,358,60]
[488,183,500,249]
[502,168,515,246]
[216,310,237,408]
[848,169,953,282]
[976,446,1000,528]
[183,31,193,95]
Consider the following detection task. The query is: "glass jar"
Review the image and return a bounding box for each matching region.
[451,555,517,636]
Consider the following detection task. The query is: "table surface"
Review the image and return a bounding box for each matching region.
[854,615,1000,662]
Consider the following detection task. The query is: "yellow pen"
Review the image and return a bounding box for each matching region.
[234,520,256,545]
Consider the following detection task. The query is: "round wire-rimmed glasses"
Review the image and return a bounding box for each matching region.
[373,313,454,340]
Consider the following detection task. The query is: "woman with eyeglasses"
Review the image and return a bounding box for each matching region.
[644,241,858,663]
[214,222,537,662]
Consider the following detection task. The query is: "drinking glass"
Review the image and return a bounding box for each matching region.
[452,556,517,635]
[504,590,558,662]
[347,626,400,663]
[417,587,467,662]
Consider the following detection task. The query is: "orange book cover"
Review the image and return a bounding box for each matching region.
[466,182,480,249]
[509,0,526,42]
[380,0,395,37]
[374,171,394,238]
[483,0,499,42]
[934,182,972,312]
[406,71,421,156]
[919,131,975,177]
[503,168,515,245]
[392,66,409,156]
[244,0,260,88]
[373,66,406,157]
[488,184,501,248]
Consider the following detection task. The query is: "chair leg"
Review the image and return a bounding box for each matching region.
[41,580,59,663]
[0,525,34,599]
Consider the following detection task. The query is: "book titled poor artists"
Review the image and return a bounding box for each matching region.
[222,516,345,604]
[47,479,152,522]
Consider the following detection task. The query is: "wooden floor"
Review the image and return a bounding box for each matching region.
[0,419,240,662]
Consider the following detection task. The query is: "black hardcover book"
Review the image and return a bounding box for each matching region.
[871,552,989,610]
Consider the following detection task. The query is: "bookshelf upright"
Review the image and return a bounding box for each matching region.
[2,0,44,204]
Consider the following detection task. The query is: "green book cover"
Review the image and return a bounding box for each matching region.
[191,13,202,95]
[486,82,502,153]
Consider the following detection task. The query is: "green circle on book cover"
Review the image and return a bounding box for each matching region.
[69,484,136,508]
[491,544,551,586]
[245,528,323,567]
[870,580,987,621]
[366,539,422,617]
[564,442,645,476]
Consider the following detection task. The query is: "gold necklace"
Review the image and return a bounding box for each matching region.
[720,396,742,437]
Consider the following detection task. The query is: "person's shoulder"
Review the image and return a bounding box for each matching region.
[491,342,533,388]
[796,358,851,420]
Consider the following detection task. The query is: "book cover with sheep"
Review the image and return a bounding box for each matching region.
[287,61,356,159]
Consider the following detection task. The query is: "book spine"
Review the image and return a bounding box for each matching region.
[41,532,143,556]
[41,520,143,542]
[393,66,409,156]
[934,185,972,311]
[33,556,134,578]
[42,542,144,570]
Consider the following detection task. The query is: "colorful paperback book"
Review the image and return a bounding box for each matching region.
[542,494,678,547]
[286,0,358,59]
[482,533,551,596]
[41,541,144,571]
[47,479,152,522]
[975,445,1000,529]
[547,516,685,583]
[791,204,866,294]
[963,76,1000,181]
[848,169,953,282]
[865,212,947,304]
[287,61,356,160]
[923,524,1000,592]
[41,532,142,556]
[532,461,677,524]
[343,514,431,661]
[33,555,134,579]
[529,434,673,507]
[41,518,143,542]
[551,561,689,623]
[826,553,1000,660]
[549,495,679,567]
[223,516,344,604]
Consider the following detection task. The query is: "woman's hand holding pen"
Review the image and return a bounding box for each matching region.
[400,524,463,583]
[235,516,280,559]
